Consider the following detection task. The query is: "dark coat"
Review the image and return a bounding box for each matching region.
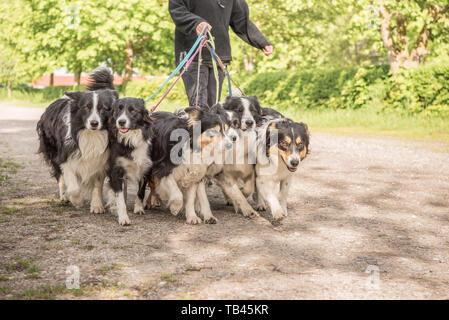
[169,0,271,64]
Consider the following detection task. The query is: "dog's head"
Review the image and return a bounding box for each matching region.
[111,98,150,134]
[222,96,262,131]
[65,90,117,131]
[185,106,233,152]
[267,120,310,172]
[210,103,240,143]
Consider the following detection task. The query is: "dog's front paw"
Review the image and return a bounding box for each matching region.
[118,214,131,226]
[204,216,218,224]
[255,203,267,211]
[133,201,145,215]
[272,210,285,221]
[242,207,260,219]
[60,193,69,202]
[90,202,105,214]
[186,215,202,225]
[70,191,84,208]
[169,199,183,216]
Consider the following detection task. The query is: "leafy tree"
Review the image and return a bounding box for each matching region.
[377,0,449,74]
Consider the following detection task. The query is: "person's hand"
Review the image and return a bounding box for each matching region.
[196,22,212,35]
[263,45,273,56]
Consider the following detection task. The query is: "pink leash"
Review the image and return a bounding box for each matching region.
[149,37,208,114]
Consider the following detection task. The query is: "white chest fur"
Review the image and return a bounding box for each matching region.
[116,130,152,183]
[63,129,109,184]
[256,153,293,183]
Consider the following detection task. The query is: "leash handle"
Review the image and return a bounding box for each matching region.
[145,25,209,105]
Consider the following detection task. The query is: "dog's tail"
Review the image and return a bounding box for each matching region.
[86,67,115,91]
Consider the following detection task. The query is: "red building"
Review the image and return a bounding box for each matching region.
[31,74,147,88]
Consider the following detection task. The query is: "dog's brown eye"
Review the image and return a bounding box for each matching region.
[83,105,89,111]
[280,141,289,147]
[129,107,135,113]
[118,105,124,111]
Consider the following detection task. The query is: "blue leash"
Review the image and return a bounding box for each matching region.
[145,25,209,104]
[207,39,232,97]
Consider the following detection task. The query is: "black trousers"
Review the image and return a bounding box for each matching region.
[181,61,226,109]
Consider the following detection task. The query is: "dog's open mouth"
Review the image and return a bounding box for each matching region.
[287,166,297,172]
[119,128,129,134]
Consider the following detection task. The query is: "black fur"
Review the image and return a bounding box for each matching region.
[86,67,116,92]
[150,107,226,179]
[107,98,153,195]
[37,69,117,181]
[265,120,310,158]
[262,107,285,119]
[221,96,263,128]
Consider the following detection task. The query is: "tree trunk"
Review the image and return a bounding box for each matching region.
[123,37,134,88]
[242,43,254,73]
[74,69,82,86]
[50,73,54,87]
[7,80,12,98]
[379,2,449,74]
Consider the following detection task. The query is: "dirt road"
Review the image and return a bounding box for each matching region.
[1,104,448,299]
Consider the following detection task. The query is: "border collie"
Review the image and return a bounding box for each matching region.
[106,98,153,226]
[194,103,241,223]
[255,119,310,221]
[37,68,117,213]
[212,96,263,218]
[145,107,232,224]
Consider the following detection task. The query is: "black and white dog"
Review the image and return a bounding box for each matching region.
[37,68,117,212]
[106,98,153,226]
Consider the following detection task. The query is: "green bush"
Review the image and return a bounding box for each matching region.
[236,67,358,110]
[236,61,448,116]
[383,61,449,116]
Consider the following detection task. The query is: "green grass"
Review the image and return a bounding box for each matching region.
[278,106,449,144]
[18,284,67,300]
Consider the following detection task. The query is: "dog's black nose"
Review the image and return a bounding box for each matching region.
[290,159,299,167]
[118,119,126,126]
[245,120,254,126]
[90,120,99,128]
[231,135,237,142]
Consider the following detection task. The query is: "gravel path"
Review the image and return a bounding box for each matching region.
[0,104,448,299]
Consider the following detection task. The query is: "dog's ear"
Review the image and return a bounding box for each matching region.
[110,89,119,100]
[221,96,233,109]
[210,103,224,114]
[302,122,310,138]
[140,100,152,125]
[251,96,262,115]
[185,106,203,121]
[64,92,83,101]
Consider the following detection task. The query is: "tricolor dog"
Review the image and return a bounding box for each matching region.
[255,119,310,221]
[145,107,232,224]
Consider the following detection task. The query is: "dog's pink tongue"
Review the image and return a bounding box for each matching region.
[288,167,297,172]
[119,128,129,133]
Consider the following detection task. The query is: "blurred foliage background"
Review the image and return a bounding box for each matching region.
[1,0,449,134]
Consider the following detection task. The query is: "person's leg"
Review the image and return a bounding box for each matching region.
[207,65,226,107]
[181,61,209,108]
